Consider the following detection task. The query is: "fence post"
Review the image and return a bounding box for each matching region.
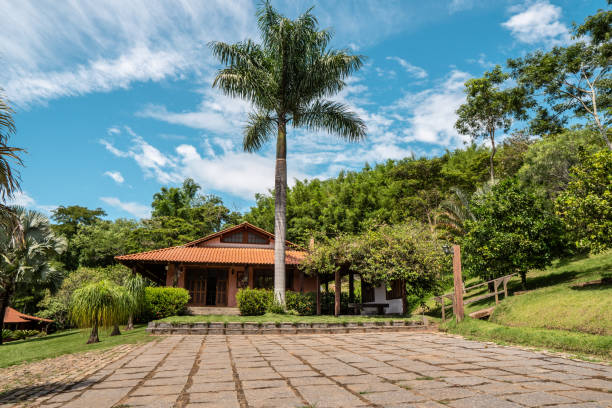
[452,245,464,322]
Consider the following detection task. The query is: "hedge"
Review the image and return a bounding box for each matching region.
[236,288,273,316]
[145,287,190,320]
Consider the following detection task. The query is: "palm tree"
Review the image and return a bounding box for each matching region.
[0,208,66,344]
[124,273,146,331]
[70,280,130,344]
[437,188,475,237]
[210,2,366,305]
[0,90,24,203]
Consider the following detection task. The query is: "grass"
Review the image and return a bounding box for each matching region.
[435,250,612,361]
[156,313,423,324]
[0,324,155,368]
[441,318,612,361]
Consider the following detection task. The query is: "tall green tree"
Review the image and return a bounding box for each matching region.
[555,149,612,253]
[210,2,366,304]
[455,66,528,181]
[508,9,611,148]
[0,208,66,344]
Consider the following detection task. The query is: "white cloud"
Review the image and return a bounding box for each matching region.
[104,171,125,184]
[502,1,571,46]
[390,70,471,146]
[386,57,428,79]
[0,1,256,106]
[449,0,475,13]
[100,197,150,219]
[6,191,56,215]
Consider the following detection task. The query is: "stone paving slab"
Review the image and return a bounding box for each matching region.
[1,332,611,407]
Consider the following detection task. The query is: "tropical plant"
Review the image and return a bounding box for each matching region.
[210,2,366,305]
[235,288,273,316]
[70,280,129,344]
[437,187,475,238]
[144,287,189,320]
[0,90,24,204]
[455,65,528,181]
[0,208,66,344]
[124,273,146,330]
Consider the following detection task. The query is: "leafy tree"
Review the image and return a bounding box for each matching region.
[455,65,528,181]
[151,178,200,218]
[72,219,140,267]
[508,9,611,148]
[0,208,66,344]
[437,187,475,239]
[70,280,129,344]
[51,205,106,270]
[555,149,612,253]
[518,128,604,197]
[462,179,565,289]
[210,2,366,304]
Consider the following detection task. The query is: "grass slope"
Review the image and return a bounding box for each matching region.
[0,325,154,368]
[439,251,612,361]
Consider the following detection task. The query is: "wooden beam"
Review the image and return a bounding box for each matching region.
[334,268,341,317]
[348,272,354,305]
[316,274,321,315]
[452,245,465,322]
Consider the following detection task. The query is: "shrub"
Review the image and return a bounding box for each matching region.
[236,288,273,316]
[285,291,316,315]
[2,329,14,341]
[10,330,40,340]
[145,287,190,320]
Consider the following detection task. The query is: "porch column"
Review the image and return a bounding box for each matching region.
[334,268,341,317]
[348,272,354,304]
[299,270,305,292]
[166,263,176,287]
[247,266,254,289]
[177,265,186,288]
[316,274,321,315]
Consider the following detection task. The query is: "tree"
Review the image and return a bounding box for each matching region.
[462,179,565,289]
[51,205,107,270]
[210,2,366,305]
[72,219,140,267]
[455,66,528,181]
[555,149,612,253]
[517,128,604,197]
[124,273,146,331]
[0,208,66,344]
[508,9,611,148]
[0,90,24,203]
[70,280,129,344]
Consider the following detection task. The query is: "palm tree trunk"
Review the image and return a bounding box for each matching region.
[125,314,134,331]
[87,321,100,344]
[110,324,121,336]
[274,118,287,306]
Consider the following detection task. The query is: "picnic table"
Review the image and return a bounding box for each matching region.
[348,302,389,315]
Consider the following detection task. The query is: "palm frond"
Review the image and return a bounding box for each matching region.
[295,100,366,142]
[243,111,276,152]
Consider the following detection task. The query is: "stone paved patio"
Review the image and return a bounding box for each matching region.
[3,332,611,408]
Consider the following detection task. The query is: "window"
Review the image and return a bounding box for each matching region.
[221,231,243,243]
[254,269,273,289]
[362,282,375,303]
[248,231,268,244]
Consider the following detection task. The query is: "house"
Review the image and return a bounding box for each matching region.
[3,307,54,331]
[115,222,316,308]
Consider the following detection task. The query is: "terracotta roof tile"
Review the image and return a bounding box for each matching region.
[4,307,53,324]
[116,246,306,265]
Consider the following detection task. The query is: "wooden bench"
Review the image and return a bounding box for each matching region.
[349,302,389,315]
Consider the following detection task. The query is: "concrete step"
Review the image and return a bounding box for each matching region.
[187,306,240,316]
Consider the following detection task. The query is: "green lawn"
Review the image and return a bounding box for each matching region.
[441,318,612,360]
[436,250,612,361]
[0,325,156,368]
[157,313,423,325]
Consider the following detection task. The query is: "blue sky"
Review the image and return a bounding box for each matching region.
[1,0,604,220]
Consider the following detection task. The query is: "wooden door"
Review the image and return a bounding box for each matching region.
[216,278,227,306]
[186,270,206,306]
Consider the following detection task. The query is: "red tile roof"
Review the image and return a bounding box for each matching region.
[116,246,306,265]
[183,221,302,249]
[4,307,53,324]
